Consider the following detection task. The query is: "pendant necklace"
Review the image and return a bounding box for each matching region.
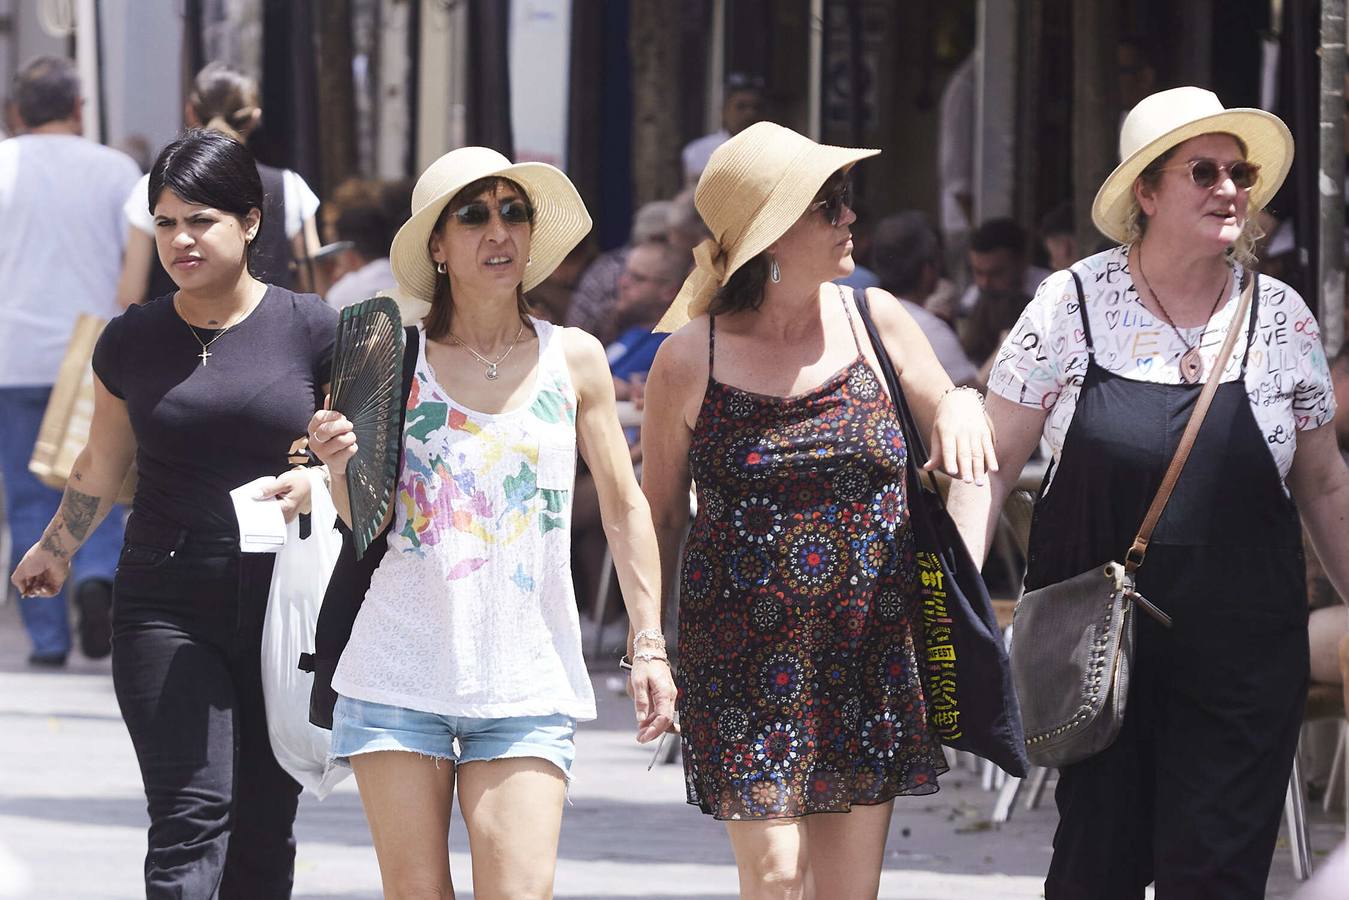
[174,296,243,367]
[1134,245,1229,384]
[449,324,526,380]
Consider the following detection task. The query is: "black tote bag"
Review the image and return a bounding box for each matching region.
[853,290,1029,777]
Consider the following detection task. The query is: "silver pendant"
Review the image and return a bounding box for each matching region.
[485,363,499,380]
[1179,347,1203,384]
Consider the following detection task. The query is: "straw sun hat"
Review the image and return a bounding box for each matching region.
[389,146,592,305]
[1092,86,1293,244]
[655,121,879,333]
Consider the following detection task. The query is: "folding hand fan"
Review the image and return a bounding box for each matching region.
[328,296,406,558]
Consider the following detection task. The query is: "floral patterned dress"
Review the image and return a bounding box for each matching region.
[678,299,947,820]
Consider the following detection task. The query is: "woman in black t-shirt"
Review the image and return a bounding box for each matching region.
[12,128,335,899]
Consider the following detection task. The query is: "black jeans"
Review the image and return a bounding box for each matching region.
[111,524,301,900]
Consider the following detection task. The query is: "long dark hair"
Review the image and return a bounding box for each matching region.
[148,128,264,271]
[424,176,535,342]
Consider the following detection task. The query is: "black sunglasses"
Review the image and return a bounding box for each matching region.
[448,198,534,227]
[807,178,853,226]
[1160,158,1261,191]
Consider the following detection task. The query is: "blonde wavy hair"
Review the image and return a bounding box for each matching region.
[1119,136,1265,269]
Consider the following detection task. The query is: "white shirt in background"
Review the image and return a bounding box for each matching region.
[326,258,395,310]
[123,168,319,239]
[0,134,140,387]
[682,129,730,182]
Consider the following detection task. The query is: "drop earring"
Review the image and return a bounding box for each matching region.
[769,255,781,283]
[436,261,447,274]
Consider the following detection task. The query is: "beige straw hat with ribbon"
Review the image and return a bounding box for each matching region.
[654,121,879,333]
[390,146,592,305]
[1092,86,1293,245]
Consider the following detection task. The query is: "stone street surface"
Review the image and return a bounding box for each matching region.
[0,599,1340,899]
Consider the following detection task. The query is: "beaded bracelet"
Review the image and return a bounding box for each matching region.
[632,628,666,648]
[941,385,986,410]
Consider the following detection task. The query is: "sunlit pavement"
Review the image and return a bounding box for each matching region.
[0,599,1336,899]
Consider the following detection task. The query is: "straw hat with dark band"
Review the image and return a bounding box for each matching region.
[655,122,879,333]
[1092,86,1293,245]
[390,146,592,304]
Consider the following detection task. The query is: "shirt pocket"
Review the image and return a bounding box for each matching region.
[537,436,577,491]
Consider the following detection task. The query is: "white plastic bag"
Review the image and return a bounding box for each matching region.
[261,468,349,798]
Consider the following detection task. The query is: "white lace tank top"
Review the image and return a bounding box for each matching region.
[332,319,597,720]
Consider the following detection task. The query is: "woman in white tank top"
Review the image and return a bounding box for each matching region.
[306,148,675,899]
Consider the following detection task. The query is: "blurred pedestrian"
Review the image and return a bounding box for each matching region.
[871,211,980,388]
[565,198,672,341]
[957,217,1050,318]
[1038,202,1079,272]
[949,87,1349,898]
[12,128,336,897]
[114,62,321,307]
[307,147,675,899]
[323,184,406,310]
[643,122,995,899]
[682,72,766,183]
[0,56,139,666]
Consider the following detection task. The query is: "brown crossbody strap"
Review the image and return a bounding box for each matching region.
[1124,272,1255,573]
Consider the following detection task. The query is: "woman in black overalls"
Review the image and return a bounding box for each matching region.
[950,88,1349,897]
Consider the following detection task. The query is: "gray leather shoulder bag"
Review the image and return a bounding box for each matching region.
[1009,271,1254,768]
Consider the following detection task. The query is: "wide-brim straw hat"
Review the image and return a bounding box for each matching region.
[1092,86,1293,244]
[389,146,592,303]
[655,121,879,333]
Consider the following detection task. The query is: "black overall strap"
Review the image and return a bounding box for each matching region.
[1238,273,1261,377]
[1069,269,1095,357]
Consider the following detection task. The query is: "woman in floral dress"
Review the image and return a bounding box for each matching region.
[643,123,997,899]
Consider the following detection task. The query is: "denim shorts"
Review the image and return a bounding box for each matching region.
[330,695,577,777]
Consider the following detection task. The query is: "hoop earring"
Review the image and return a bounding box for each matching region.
[436,261,447,274]
[769,255,781,283]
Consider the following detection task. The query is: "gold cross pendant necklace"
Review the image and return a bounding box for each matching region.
[174,297,238,367]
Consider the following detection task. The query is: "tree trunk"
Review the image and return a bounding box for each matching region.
[629,0,683,208]
[1071,1,1119,253]
[315,0,358,197]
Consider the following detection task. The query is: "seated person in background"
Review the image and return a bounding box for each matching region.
[565,199,673,342]
[955,216,1050,318]
[1309,347,1349,689]
[572,239,688,614]
[608,239,688,401]
[1304,347,1349,795]
[960,286,1032,383]
[871,211,980,387]
[528,238,596,325]
[1038,201,1079,272]
[325,178,410,311]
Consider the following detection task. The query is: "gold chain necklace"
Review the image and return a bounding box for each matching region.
[448,324,526,381]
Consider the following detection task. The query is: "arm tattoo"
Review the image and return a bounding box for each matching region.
[61,489,102,541]
[40,530,69,560]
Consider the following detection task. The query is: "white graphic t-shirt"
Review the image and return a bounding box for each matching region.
[989,246,1335,489]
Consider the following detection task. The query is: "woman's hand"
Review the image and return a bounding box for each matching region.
[924,387,999,485]
[11,539,72,598]
[307,402,357,475]
[256,468,313,522]
[630,658,678,743]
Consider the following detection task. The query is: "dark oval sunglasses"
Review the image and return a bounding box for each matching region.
[449,198,534,227]
[1161,158,1261,191]
[807,178,854,227]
